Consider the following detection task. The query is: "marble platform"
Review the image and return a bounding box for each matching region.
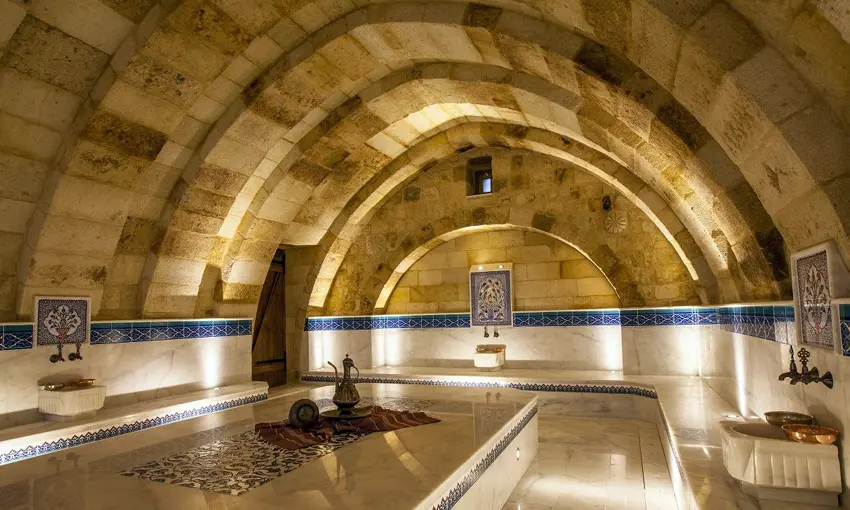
[304,366,841,510]
[0,381,269,466]
[0,384,537,510]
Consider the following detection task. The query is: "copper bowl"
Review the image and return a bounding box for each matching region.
[782,424,839,445]
[765,411,813,427]
[39,383,65,391]
[72,378,96,387]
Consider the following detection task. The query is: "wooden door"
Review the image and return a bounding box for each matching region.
[252,250,287,386]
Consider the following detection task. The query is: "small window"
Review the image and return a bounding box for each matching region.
[467,156,493,196]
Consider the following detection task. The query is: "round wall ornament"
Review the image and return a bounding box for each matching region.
[604,211,627,234]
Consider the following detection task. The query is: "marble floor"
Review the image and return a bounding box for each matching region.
[0,383,537,510]
[502,415,677,510]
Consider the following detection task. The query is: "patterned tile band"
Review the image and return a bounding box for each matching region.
[841,304,850,357]
[433,403,538,510]
[0,392,268,466]
[305,305,795,342]
[0,319,252,351]
[300,374,659,399]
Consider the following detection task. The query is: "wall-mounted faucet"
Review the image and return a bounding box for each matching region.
[778,346,798,381]
[779,346,834,389]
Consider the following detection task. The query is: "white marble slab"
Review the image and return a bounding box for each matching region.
[310,326,622,370]
[0,381,268,465]
[38,385,106,420]
[0,335,252,429]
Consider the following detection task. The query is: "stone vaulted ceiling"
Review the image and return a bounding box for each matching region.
[0,0,849,320]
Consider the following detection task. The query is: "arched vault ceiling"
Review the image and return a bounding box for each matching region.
[370,224,622,313]
[294,125,714,314]
[0,1,847,320]
[321,148,701,314]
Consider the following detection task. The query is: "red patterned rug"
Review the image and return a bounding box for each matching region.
[255,406,441,450]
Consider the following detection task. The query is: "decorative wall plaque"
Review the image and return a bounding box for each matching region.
[34,297,91,362]
[470,264,512,327]
[791,242,850,353]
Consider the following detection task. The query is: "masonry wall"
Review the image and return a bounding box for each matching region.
[386,230,620,314]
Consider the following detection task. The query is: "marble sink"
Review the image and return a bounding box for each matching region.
[720,420,841,506]
[38,385,106,422]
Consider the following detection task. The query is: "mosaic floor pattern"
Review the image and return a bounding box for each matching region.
[119,397,462,496]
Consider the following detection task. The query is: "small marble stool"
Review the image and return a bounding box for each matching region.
[474,345,506,371]
[38,385,107,422]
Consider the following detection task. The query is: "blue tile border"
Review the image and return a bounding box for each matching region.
[0,319,251,351]
[0,392,268,466]
[304,305,796,343]
[305,314,471,331]
[301,374,658,399]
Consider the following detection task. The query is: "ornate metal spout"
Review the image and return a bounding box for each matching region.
[778,345,798,381]
[785,347,833,389]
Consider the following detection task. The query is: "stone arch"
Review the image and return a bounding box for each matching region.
[198,21,797,317]
[321,148,700,315]
[372,224,622,314]
[3,1,847,321]
[301,122,712,314]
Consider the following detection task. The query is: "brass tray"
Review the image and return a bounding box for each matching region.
[320,408,373,420]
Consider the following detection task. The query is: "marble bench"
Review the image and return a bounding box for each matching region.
[1,381,268,466]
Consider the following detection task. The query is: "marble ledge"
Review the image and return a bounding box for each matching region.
[303,366,837,510]
[0,381,268,465]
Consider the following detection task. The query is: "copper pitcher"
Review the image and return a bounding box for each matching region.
[328,354,361,409]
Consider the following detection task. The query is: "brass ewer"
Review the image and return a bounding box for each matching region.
[328,354,361,409]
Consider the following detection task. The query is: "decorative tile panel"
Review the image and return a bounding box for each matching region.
[34,297,90,347]
[470,269,512,327]
[794,249,834,349]
[840,304,850,356]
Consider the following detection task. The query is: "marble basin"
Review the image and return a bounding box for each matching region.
[720,421,841,506]
[730,423,786,440]
[38,385,106,421]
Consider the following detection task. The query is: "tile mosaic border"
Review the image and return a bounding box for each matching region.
[433,403,538,510]
[0,392,268,466]
[305,314,470,331]
[301,374,658,399]
[304,305,796,343]
[90,319,252,345]
[0,319,252,351]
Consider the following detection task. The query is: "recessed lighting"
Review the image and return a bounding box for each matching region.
[516,447,520,460]
[498,264,504,269]
[477,265,483,270]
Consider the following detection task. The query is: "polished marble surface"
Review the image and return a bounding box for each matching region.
[0,383,536,510]
[309,366,842,509]
[502,415,677,510]
[0,334,252,429]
